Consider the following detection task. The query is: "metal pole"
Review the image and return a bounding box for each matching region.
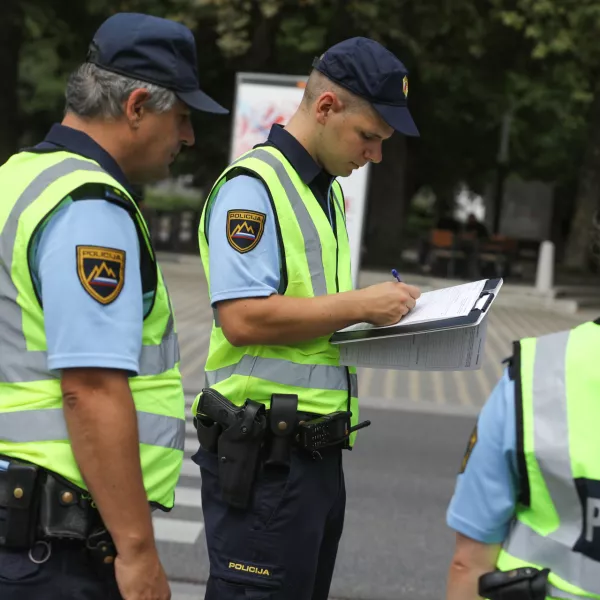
[492,110,513,234]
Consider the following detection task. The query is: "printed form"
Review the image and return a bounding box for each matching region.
[338,319,488,371]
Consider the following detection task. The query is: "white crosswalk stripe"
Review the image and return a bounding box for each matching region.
[179,460,201,478]
[184,436,198,454]
[153,414,204,546]
[153,517,204,544]
[174,484,203,507]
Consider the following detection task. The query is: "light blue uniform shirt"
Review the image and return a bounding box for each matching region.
[207,176,282,305]
[31,199,144,374]
[446,368,520,543]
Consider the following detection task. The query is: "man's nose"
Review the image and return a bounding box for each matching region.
[182,121,195,147]
[365,142,383,164]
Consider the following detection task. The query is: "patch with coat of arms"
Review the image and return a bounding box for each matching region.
[459,424,478,474]
[76,245,125,305]
[226,210,266,253]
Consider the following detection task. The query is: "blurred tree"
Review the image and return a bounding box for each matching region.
[496,0,600,269]
[3,0,599,271]
[152,0,599,263]
[16,0,188,146]
[0,0,24,165]
[7,0,230,185]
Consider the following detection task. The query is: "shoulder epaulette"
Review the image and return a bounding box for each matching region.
[69,183,135,213]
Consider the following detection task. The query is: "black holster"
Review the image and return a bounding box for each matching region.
[216,399,267,509]
[195,415,222,453]
[479,567,550,600]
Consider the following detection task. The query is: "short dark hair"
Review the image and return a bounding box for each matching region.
[302,69,371,113]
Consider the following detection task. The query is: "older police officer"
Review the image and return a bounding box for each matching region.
[193,37,420,599]
[0,13,226,600]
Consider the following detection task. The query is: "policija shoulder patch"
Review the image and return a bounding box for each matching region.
[459,424,478,474]
[226,210,266,253]
[76,245,125,305]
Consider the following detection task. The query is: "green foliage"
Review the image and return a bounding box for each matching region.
[493,0,600,266]
[144,187,204,211]
[7,0,600,260]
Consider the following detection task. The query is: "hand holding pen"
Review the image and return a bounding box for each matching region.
[355,268,421,327]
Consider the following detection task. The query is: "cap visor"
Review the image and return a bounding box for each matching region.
[373,103,419,137]
[177,89,229,114]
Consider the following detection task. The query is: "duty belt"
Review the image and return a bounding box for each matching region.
[194,388,371,509]
[0,456,115,568]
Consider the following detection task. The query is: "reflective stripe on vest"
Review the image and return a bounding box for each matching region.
[0,158,178,383]
[503,329,600,595]
[245,148,328,296]
[206,355,358,396]
[0,408,185,451]
[548,583,588,600]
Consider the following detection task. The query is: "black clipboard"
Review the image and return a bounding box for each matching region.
[330,278,502,345]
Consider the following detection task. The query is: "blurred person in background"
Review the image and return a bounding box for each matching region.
[463,213,489,240]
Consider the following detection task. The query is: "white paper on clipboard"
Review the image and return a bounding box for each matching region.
[339,280,487,334]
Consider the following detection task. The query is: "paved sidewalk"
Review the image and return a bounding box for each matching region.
[171,581,205,599]
[155,254,596,598]
[170,581,353,599]
[162,254,593,409]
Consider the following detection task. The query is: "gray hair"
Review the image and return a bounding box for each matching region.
[65,63,178,119]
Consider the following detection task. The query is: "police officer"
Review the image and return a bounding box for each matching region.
[192,37,421,599]
[445,315,600,599]
[0,13,227,600]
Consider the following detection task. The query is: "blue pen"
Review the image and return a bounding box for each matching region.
[391,269,403,283]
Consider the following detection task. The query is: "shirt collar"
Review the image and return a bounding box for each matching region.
[37,124,138,199]
[265,124,323,185]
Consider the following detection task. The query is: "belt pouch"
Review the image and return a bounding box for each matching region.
[265,394,298,467]
[0,459,39,548]
[38,474,99,540]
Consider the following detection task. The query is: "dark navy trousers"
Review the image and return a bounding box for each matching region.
[0,541,122,599]
[193,444,346,600]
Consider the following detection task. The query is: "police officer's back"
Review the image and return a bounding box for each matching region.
[192,37,421,600]
[445,317,600,599]
[0,13,226,600]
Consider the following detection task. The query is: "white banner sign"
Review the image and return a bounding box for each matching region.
[230,73,370,286]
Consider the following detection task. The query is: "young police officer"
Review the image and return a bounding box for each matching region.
[193,37,421,599]
[0,13,227,600]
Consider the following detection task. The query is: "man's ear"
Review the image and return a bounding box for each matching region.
[124,88,152,128]
[315,91,342,125]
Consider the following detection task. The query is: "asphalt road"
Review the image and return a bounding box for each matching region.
[156,254,594,598]
[160,402,474,600]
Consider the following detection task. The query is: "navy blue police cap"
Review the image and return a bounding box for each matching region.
[86,13,228,114]
[312,37,419,137]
